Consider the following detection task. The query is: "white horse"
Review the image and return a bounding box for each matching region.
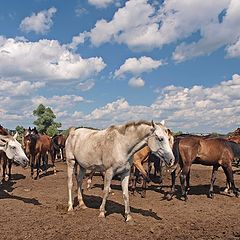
[66,120,175,221]
[0,132,29,168]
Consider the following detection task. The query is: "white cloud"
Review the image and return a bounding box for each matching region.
[32,95,85,109]
[78,74,240,133]
[172,0,240,62]
[0,79,45,96]
[72,0,240,61]
[78,79,95,91]
[226,37,240,58]
[114,56,164,78]
[20,7,57,34]
[0,36,106,82]
[88,0,115,8]
[128,77,145,88]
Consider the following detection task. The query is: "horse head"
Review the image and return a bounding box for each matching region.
[0,133,29,167]
[147,120,175,167]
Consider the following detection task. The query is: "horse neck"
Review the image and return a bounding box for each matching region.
[124,124,151,149]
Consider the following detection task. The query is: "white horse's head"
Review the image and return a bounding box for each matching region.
[147,120,175,167]
[0,133,29,167]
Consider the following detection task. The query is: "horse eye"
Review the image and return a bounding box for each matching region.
[11,145,16,149]
[158,137,164,142]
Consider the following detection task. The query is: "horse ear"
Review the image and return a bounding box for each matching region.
[28,127,31,131]
[13,132,18,139]
[151,120,157,128]
[160,120,165,126]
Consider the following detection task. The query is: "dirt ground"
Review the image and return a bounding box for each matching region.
[0,162,239,240]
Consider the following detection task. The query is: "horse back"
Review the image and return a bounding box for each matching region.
[197,138,234,164]
[36,134,52,152]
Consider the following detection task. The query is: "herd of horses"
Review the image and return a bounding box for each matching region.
[0,121,240,222]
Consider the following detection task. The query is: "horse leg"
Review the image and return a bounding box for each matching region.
[222,165,239,197]
[42,153,47,175]
[75,166,87,209]
[141,178,147,198]
[35,153,41,179]
[30,154,35,179]
[8,159,12,180]
[208,165,219,198]
[50,151,56,175]
[166,169,176,201]
[67,159,75,211]
[86,169,95,190]
[180,164,191,201]
[99,167,113,218]
[2,155,7,181]
[158,159,163,184]
[130,165,137,195]
[121,170,132,222]
[186,170,191,193]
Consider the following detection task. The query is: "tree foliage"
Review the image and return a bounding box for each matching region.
[15,125,25,135]
[33,104,61,136]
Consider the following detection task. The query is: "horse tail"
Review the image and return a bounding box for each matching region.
[51,136,60,151]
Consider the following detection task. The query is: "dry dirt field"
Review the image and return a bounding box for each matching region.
[0,162,239,240]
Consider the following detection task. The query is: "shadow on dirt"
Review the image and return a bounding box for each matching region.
[0,175,41,205]
[73,194,162,221]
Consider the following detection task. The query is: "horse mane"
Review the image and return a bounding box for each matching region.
[0,125,9,136]
[108,120,151,135]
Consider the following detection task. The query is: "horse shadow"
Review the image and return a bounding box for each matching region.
[158,184,236,200]
[73,194,162,221]
[0,176,41,205]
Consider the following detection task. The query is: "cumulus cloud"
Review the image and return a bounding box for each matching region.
[0,79,45,96]
[79,74,240,133]
[172,0,240,62]
[0,36,106,82]
[69,0,240,61]
[20,7,57,34]
[88,0,114,8]
[114,56,164,78]
[226,37,240,58]
[128,77,145,88]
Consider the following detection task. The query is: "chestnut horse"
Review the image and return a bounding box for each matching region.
[171,136,239,200]
[23,127,56,179]
[130,127,174,198]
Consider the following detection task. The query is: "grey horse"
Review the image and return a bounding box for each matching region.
[66,120,175,222]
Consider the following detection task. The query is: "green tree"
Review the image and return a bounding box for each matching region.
[15,125,25,135]
[33,104,61,136]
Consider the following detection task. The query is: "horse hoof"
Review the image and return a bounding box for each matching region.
[208,193,214,199]
[68,206,73,212]
[125,214,133,222]
[165,193,173,201]
[98,212,105,218]
[79,204,87,209]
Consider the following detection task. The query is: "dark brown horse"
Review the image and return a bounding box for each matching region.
[171,136,239,200]
[0,125,12,182]
[23,127,56,179]
[51,134,66,161]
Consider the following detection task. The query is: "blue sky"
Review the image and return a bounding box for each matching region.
[0,0,240,133]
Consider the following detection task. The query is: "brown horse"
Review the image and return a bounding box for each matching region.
[23,127,56,179]
[130,128,174,198]
[0,125,12,182]
[227,135,240,144]
[51,134,66,161]
[171,136,239,200]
